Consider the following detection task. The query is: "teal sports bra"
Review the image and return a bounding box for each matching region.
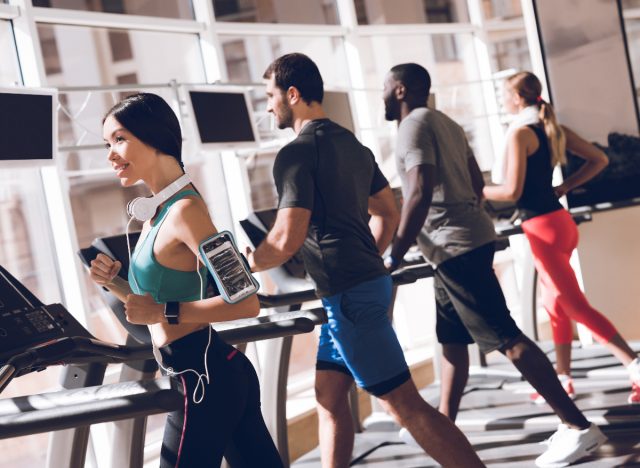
[128,190,208,303]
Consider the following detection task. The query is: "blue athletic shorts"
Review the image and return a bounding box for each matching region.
[316,275,411,396]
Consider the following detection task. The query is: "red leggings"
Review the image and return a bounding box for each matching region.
[521,209,617,345]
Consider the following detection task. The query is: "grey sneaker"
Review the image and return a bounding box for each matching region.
[535,423,607,467]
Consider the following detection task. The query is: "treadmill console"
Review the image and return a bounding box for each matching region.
[0,264,92,364]
[0,305,64,357]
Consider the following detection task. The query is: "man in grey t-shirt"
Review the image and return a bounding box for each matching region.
[384,63,599,467]
[394,105,495,265]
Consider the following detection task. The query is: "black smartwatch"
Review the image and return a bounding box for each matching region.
[164,301,180,324]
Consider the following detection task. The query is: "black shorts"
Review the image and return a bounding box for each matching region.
[434,242,523,353]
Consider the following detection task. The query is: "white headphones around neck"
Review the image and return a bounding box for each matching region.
[127,173,192,222]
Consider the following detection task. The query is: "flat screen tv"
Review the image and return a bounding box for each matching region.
[185,85,259,149]
[0,87,57,166]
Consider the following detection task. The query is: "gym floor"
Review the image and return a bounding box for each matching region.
[294,341,640,467]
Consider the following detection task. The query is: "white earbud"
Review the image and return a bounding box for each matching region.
[127,173,192,222]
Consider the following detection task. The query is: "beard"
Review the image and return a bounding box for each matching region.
[383,97,397,121]
[276,103,294,129]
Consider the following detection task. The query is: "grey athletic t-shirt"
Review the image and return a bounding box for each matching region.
[395,107,496,266]
[273,119,389,297]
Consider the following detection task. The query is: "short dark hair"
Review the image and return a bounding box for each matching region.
[263,53,324,104]
[390,63,431,102]
[104,93,183,167]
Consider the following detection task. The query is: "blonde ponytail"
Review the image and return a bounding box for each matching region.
[539,101,566,166]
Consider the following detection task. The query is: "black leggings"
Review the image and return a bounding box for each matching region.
[158,328,283,468]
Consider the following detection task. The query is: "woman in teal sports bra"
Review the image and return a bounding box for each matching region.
[89,93,283,468]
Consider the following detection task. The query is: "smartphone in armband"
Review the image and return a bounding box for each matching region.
[198,231,259,304]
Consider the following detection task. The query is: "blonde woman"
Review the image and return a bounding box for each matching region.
[484,71,640,405]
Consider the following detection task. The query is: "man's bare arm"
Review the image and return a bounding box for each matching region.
[249,207,311,272]
[368,185,400,254]
[389,164,435,264]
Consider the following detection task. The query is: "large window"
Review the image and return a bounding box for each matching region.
[355,0,469,24]
[32,0,195,19]
[354,33,494,171]
[38,25,204,87]
[213,0,340,24]
[221,34,349,87]
[0,20,21,85]
[487,31,531,73]
[221,34,349,147]
[355,33,480,91]
[0,171,61,305]
[482,0,522,20]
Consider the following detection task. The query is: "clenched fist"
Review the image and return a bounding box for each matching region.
[124,293,164,324]
[90,253,122,286]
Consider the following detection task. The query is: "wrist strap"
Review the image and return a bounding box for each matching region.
[164,301,180,324]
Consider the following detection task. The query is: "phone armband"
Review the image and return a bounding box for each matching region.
[198,231,259,304]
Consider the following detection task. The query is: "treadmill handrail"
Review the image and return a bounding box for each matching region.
[258,289,318,309]
[215,316,315,345]
[214,308,327,330]
[0,376,176,416]
[255,212,592,309]
[0,376,182,440]
[0,309,323,394]
[494,211,592,237]
[257,265,436,308]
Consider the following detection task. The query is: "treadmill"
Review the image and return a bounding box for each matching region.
[0,256,320,468]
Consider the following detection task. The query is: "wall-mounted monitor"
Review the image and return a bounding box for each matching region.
[0,87,57,167]
[323,90,356,134]
[184,85,260,150]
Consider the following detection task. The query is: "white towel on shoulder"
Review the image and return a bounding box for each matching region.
[491,105,540,184]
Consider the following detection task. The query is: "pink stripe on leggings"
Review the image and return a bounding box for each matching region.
[175,375,188,468]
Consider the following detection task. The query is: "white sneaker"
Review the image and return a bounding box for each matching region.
[627,357,640,383]
[535,423,607,467]
[398,427,420,448]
